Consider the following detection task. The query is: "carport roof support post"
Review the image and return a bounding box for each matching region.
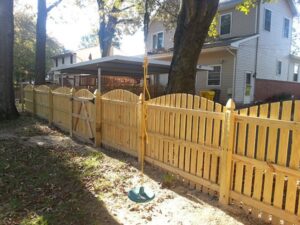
[98,67,101,92]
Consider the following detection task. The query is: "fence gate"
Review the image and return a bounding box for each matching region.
[71,89,96,143]
[101,89,139,156]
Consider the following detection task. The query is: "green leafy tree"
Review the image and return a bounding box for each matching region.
[77,0,148,57]
[79,34,99,48]
[14,10,63,83]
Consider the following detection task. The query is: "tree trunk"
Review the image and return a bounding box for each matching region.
[0,0,19,120]
[35,0,47,85]
[97,0,119,57]
[166,0,219,94]
[98,21,114,57]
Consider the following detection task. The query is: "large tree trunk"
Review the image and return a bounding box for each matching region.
[96,0,121,57]
[35,0,47,85]
[0,0,19,120]
[166,0,219,94]
[98,20,116,57]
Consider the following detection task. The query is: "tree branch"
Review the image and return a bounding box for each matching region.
[47,0,63,13]
[118,4,135,12]
[116,18,135,24]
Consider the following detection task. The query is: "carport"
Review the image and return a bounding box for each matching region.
[54,55,212,91]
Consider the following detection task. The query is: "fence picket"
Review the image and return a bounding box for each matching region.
[243,106,258,197]
[234,108,248,194]
[274,101,292,209]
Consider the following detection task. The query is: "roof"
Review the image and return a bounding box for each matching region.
[290,54,300,61]
[148,34,259,55]
[53,55,213,76]
[54,55,171,76]
[204,34,259,49]
[51,51,75,59]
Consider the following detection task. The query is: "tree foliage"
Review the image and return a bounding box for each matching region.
[14,10,62,83]
[76,0,146,56]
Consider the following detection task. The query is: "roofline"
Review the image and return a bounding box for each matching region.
[230,34,259,48]
[51,52,75,59]
[290,54,300,61]
[54,55,171,71]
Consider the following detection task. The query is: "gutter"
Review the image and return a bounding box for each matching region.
[226,47,237,100]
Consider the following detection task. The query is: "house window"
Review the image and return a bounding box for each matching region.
[283,18,290,38]
[208,66,221,86]
[293,64,299,82]
[277,61,282,76]
[62,57,65,64]
[70,55,73,64]
[152,32,164,50]
[55,58,58,67]
[220,13,231,35]
[264,9,272,31]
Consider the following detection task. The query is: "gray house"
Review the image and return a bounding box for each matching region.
[147,0,299,104]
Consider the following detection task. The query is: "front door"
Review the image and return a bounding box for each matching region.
[243,72,252,104]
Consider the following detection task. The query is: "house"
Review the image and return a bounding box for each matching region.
[147,0,300,104]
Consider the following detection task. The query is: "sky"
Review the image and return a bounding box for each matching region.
[15,0,300,56]
[16,0,145,56]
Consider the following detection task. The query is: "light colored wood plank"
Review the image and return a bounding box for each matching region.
[191,96,200,177]
[274,101,292,209]
[253,104,269,201]
[175,94,182,168]
[234,108,248,193]
[243,106,258,197]
[203,100,214,180]
[184,95,193,173]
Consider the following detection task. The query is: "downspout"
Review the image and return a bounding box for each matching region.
[226,47,237,100]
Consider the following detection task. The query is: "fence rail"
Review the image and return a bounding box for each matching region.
[23,85,300,225]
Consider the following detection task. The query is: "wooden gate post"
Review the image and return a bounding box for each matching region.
[219,98,236,205]
[94,90,101,147]
[137,93,145,164]
[69,88,75,137]
[48,88,53,125]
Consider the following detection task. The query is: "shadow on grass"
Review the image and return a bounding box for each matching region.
[0,139,120,225]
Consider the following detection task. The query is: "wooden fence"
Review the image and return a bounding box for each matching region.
[23,85,300,225]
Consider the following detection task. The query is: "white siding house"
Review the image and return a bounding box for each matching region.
[147,0,299,104]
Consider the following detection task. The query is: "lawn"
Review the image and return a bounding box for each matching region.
[0,115,267,225]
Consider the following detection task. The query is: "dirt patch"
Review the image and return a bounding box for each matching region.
[0,115,268,225]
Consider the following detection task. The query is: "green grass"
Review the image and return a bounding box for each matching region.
[0,116,119,225]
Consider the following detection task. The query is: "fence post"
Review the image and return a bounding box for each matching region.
[94,90,101,147]
[32,85,36,115]
[48,88,53,125]
[20,83,24,112]
[219,98,236,205]
[69,88,75,137]
[137,93,144,164]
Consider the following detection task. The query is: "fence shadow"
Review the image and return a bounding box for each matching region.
[0,135,120,225]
